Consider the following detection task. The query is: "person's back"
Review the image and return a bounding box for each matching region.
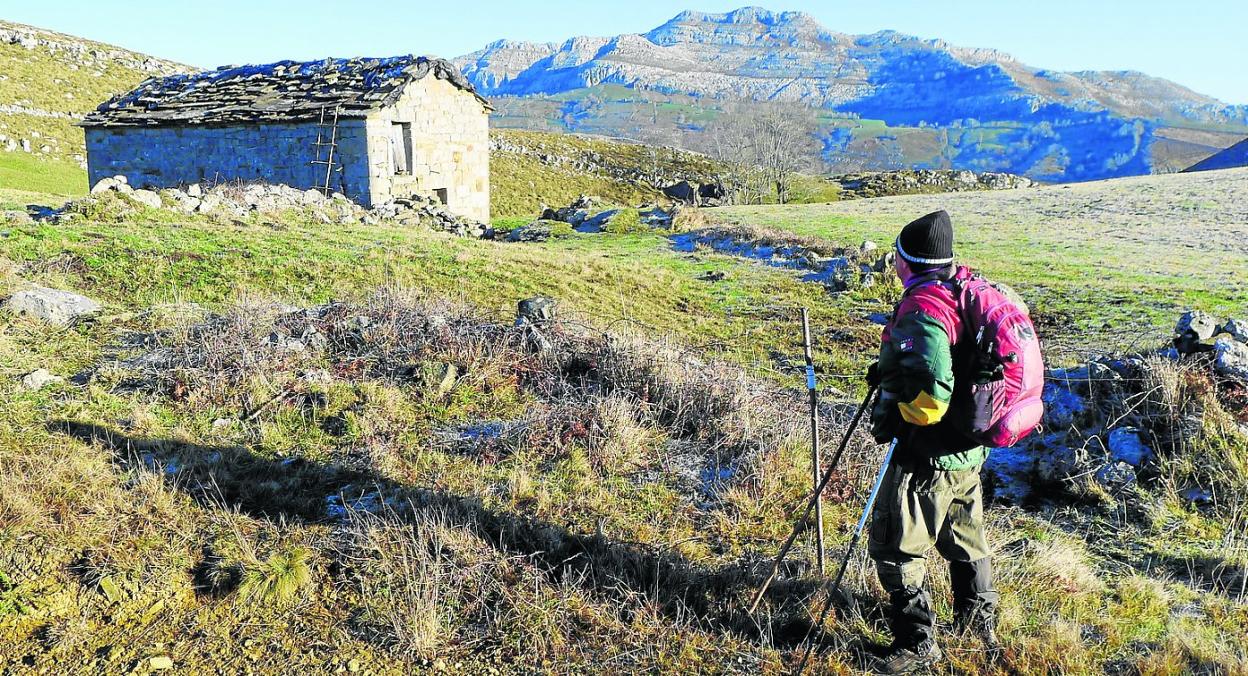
[867,210,1000,674]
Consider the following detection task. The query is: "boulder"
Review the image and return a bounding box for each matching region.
[873,250,896,274]
[1222,318,1248,343]
[698,182,726,202]
[20,368,64,390]
[1213,336,1248,380]
[662,180,699,205]
[7,286,102,326]
[1174,310,1219,353]
[516,297,556,326]
[128,189,163,209]
[1106,427,1153,466]
[186,183,203,197]
[90,177,120,194]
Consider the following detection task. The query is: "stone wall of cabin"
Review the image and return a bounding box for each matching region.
[84,119,372,202]
[364,77,490,222]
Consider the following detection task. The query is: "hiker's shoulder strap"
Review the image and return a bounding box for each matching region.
[898,278,962,344]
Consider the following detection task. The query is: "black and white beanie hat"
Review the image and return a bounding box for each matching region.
[896,210,954,266]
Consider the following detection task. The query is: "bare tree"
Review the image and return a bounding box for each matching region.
[707,102,818,204]
[748,104,817,204]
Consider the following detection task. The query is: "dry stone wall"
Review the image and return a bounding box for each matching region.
[84,119,372,203]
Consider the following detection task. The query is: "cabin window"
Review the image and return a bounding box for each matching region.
[390,122,412,175]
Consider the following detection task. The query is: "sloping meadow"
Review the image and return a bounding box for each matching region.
[5,285,893,671]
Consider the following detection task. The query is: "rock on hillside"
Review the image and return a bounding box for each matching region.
[1185,137,1248,173]
[456,7,1248,183]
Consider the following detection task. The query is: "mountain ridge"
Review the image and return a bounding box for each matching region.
[455,6,1248,182]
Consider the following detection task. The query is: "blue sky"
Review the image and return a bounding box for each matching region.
[4,0,1246,103]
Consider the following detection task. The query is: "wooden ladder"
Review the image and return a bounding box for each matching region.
[311,106,341,196]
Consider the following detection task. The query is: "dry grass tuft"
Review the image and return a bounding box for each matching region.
[237,543,313,608]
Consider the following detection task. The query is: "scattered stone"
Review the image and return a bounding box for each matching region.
[1095,460,1137,487]
[1106,427,1153,467]
[56,179,490,237]
[699,270,726,282]
[1223,318,1248,343]
[20,368,63,390]
[1213,336,1248,380]
[127,189,163,209]
[832,168,1034,199]
[7,286,102,326]
[1174,310,1219,352]
[507,220,569,243]
[149,655,174,670]
[860,240,878,255]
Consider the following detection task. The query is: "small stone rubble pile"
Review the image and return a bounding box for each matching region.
[56,176,490,237]
[985,310,1248,505]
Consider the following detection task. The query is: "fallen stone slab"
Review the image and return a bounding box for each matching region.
[7,286,102,326]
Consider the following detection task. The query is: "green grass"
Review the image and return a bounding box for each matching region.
[0,152,86,196]
[1,166,1247,674]
[712,172,1248,350]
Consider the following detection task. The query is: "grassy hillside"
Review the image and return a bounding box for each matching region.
[1,168,1246,673]
[716,169,1248,346]
[489,130,727,218]
[0,20,187,174]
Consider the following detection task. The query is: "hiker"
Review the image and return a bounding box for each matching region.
[865,210,1001,674]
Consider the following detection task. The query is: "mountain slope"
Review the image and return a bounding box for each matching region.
[456,7,1248,182]
[1185,137,1248,172]
[0,20,187,190]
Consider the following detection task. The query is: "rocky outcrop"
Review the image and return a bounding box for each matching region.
[987,311,1248,504]
[831,169,1034,199]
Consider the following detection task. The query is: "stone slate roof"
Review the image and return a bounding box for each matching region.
[82,55,489,127]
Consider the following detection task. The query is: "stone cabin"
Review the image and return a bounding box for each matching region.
[81,55,491,221]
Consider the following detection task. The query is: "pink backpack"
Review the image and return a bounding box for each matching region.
[950,269,1046,447]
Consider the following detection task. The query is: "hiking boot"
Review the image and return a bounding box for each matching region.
[954,611,1001,650]
[873,639,942,675]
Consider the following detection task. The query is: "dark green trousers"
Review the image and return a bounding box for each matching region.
[867,460,998,644]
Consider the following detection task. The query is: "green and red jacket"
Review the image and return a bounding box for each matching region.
[872,266,986,471]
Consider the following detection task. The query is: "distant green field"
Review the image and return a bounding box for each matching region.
[715,169,1248,351]
[0,152,86,196]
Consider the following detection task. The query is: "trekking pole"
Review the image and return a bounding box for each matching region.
[793,437,899,675]
[799,308,825,574]
[747,384,877,615]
